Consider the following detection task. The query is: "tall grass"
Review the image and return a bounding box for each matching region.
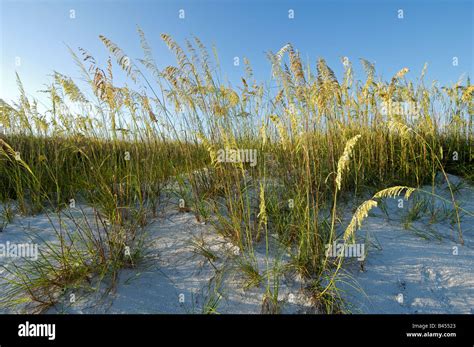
[0,29,472,312]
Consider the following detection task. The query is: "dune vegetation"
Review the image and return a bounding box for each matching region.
[0,29,472,313]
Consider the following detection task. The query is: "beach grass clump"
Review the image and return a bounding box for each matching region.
[0,29,472,313]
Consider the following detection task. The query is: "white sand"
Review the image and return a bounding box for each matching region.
[0,175,472,314]
[0,202,313,314]
[46,207,314,314]
[338,175,474,314]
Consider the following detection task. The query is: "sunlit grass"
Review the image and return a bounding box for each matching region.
[0,28,472,313]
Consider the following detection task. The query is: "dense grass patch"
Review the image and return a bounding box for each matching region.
[0,31,472,312]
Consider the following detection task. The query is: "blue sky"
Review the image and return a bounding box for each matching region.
[1,0,472,107]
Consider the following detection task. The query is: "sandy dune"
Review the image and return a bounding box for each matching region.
[1,176,472,314]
